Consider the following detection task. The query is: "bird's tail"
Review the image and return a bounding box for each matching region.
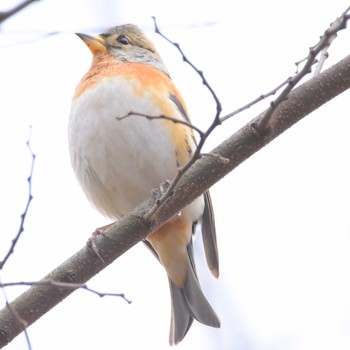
[168,242,220,345]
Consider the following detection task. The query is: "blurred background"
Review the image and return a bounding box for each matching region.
[1,1,350,349]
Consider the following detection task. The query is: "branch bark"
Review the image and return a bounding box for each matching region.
[1,54,350,348]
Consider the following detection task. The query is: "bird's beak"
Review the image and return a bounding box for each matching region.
[75,33,107,53]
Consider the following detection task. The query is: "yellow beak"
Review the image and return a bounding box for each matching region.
[75,33,107,53]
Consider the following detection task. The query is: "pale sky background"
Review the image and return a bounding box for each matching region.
[1,1,350,349]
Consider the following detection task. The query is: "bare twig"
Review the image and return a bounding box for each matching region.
[0,280,131,303]
[220,77,292,122]
[314,48,329,76]
[0,0,38,25]
[152,17,222,118]
[295,57,308,74]
[258,7,350,131]
[0,128,35,349]
[0,127,35,270]
[143,18,224,221]
[118,112,205,136]
[313,9,350,75]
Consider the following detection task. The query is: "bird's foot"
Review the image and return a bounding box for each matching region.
[151,179,171,202]
[86,223,113,263]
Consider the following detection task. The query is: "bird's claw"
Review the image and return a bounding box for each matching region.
[152,179,171,201]
[86,223,113,263]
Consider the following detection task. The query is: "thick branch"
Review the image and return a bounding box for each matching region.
[0,54,350,348]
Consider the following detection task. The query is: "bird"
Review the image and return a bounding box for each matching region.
[68,23,220,345]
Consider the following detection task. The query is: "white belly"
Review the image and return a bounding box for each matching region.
[69,76,203,220]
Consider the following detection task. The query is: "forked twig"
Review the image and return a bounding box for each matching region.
[313,13,346,75]
[0,127,35,349]
[258,7,350,131]
[0,127,35,270]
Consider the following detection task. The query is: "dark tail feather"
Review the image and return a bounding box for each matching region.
[201,191,219,278]
[169,281,193,345]
[169,241,220,345]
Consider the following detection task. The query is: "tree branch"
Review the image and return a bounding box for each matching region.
[0,0,38,25]
[0,52,349,348]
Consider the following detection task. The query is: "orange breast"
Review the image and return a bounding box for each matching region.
[73,52,195,168]
[73,52,186,112]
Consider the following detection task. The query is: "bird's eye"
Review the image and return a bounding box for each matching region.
[117,35,130,45]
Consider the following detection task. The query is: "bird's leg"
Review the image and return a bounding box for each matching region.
[151,179,171,203]
[148,179,182,223]
[86,223,114,263]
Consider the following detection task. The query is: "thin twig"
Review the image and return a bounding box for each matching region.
[295,57,308,74]
[313,12,348,75]
[258,8,350,131]
[0,280,132,303]
[144,18,224,221]
[0,127,35,270]
[117,112,205,136]
[220,77,292,122]
[152,17,222,119]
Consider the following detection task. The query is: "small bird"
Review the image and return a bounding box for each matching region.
[69,24,220,345]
